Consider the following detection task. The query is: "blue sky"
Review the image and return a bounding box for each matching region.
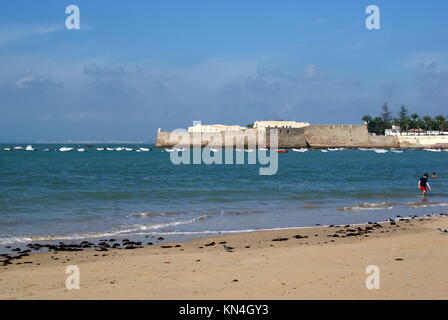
[1,0,448,142]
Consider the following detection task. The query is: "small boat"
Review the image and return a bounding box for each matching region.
[4,147,12,151]
[244,149,253,152]
[77,148,86,152]
[425,149,442,152]
[276,149,288,153]
[14,146,23,150]
[136,149,142,152]
[321,149,328,153]
[42,148,51,152]
[235,149,243,152]
[174,148,185,152]
[106,148,115,151]
[96,148,105,151]
[211,148,219,152]
[25,145,36,151]
[292,148,307,152]
[165,148,175,152]
[358,148,369,151]
[328,148,339,151]
[125,148,134,151]
[259,148,269,151]
[59,147,73,152]
[374,149,388,154]
[115,147,124,151]
[139,147,151,152]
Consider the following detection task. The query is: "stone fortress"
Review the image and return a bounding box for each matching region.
[155,121,448,149]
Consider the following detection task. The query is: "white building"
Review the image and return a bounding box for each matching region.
[253,120,310,129]
[188,124,247,133]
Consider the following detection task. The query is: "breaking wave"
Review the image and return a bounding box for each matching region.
[0,215,207,245]
[339,202,394,211]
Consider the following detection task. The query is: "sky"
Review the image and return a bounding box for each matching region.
[0,0,448,142]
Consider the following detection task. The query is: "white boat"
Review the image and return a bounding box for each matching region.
[425,149,442,152]
[236,149,243,152]
[136,149,142,152]
[374,149,388,154]
[115,147,124,151]
[244,149,253,152]
[106,148,115,151]
[4,147,12,151]
[139,147,151,152]
[125,148,133,151]
[14,146,23,150]
[321,149,328,153]
[174,148,185,152]
[164,148,175,152]
[292,148,308,152]
[96,148,105,151]
[59,147,73,152]
[328,148,339,151]
[358,148,369,151]
[77,148,86,152]
[391,149,403,153]
[25,145,36,151]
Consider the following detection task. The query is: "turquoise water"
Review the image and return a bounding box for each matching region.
[1,144,447,246]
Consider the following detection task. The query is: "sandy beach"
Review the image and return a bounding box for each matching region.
[1,215,447,300]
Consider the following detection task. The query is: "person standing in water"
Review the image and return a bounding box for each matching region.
[418,173,432,195]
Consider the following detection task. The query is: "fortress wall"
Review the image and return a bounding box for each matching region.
[276,127,307,148]
[155,130,281,148]
[368,136,399,148]
[303,125,373,148]
[156,125,445,149]
[398,136,448,149]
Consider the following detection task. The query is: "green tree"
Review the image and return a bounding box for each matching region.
[434,115,446,132]
[410,113,419,129]
[422,115,433,131]
[381,103,392,123]
[361,115,372,123]
[397,105,409,130]
[372,117,384,135]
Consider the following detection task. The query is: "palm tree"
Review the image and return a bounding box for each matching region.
[362,115,372,123]
[434,115,446,132]
[422,115,433,131]
[410,113,419,129]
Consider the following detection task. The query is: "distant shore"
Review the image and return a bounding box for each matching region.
[1,215,447,299]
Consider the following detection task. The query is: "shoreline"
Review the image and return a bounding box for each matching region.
[1,214,448,299]
[1,212,442,254]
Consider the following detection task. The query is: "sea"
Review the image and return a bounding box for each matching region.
[1,144,447,250]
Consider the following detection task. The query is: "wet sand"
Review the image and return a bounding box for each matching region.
[1,215,448,299]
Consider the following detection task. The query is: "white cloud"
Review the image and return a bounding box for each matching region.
[0,24,62,45]
[16,75,64,89]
